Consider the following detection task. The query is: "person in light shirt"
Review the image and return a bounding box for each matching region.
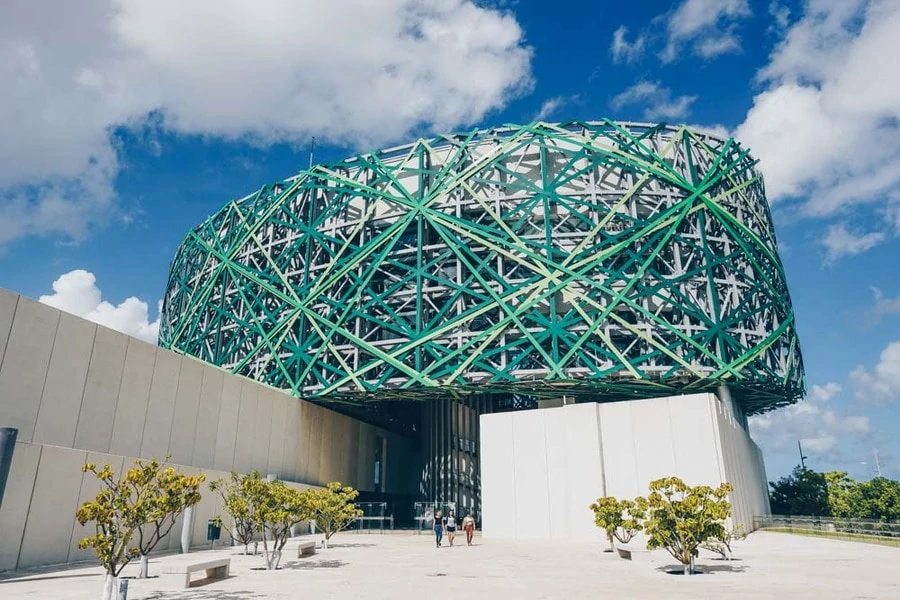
[445,510,457,546]
[463,512,476,546]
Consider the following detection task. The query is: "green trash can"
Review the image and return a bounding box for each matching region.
[207,520,222,542]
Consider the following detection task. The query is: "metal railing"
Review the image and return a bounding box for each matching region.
[348,502,394,534]
[754,515,900,546]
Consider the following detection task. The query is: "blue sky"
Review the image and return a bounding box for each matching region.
[1,0,898,482]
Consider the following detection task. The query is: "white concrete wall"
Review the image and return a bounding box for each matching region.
[0,288,414,570]
[480,393,770,541]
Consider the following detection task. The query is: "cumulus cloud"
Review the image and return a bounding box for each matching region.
[610,26,646,64]
[735,0,900,256]
[750,382,871,456]
[662,0,751,62]
[850,341,900,404]
[533,95,580,121]
[0,0,533,246]
[868,287,900,322]
[610,81,697,121]
[39,269,161,343]
[820,223,887,263]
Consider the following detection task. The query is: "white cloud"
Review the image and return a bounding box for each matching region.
[0,0,533,246]
[820,223,886,263]
[735,0,900,256]
[869,287,900,321]
[662,0,751,62]
[768,1,792,33]
[850,340,900,403]
[610,26,646,64]
[533,95,579,121]
[750,381,871,456]
[610,81,697,121]
[39,269,160,343]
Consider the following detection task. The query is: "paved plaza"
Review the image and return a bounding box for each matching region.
[1,531,898,599]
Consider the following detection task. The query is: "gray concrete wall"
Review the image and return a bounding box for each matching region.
[480,393,771,541]
[0,288,415,570]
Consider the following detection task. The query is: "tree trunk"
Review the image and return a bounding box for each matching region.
[101,574,116,600]
[323,536,329,550]
[139,553,149,578]
[243,542,249,555]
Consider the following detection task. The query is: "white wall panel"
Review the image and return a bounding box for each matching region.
[17,445,86,568]
[597,401,640,499]
[67,452,125,564]
[140,349,182,459]
[479,413,516,538]
[0,297,59,441]
[266,389,287,478]
[542,406,571,538]
[168,356,204,465]
[109,339,156,457]
[192,365,224,468]
[0,289,18,366]
[511,410,551,539]
[562,404,604,542]
[0,441,41,571]
[75,327,128,453]
[212,374,241,472]
[668,394,722,487]
[232,380,258,473]
[32,313,96,447]
[251,386,273,473]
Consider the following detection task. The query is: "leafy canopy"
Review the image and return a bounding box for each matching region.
[589,496,647,545]
[302,482,362,542]
[76,459,205,577]
[642,477,733,569]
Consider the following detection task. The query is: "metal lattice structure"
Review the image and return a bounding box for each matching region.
[160,120,804,415]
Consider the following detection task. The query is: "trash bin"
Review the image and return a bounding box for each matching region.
[207,520,222,541]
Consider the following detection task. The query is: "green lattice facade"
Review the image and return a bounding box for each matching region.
[159,120,804,415]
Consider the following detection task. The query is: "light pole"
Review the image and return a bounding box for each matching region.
[798,440,808,469]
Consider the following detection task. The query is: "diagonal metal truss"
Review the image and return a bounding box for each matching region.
[159,120,805,415]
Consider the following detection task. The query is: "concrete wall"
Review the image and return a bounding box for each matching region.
[0,288,414,570]
[480,393,769,541]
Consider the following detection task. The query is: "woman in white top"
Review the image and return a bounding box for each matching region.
[445,510,457,546]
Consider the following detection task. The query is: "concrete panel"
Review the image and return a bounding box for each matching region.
[630,398,678,487]
[192,365,224,469]
[191,467,228,548]
[232,380,258,473]
[0,441,41,571]
[32,313,96,447]
[0,289,19,367]
[67,452,125,564]
[543,406,571,539]
[0,297,60,441]
[140,349,182,459]
[318,409,338,483]
[306,405,324,484]
[511,410,551,539]
[668,394,721,487]
[109,339,157,457]
[597,401,640,499]
[281,398,301,481]
[212,374,241,472]
[297,400,316,483]
[167,356,205,465]
[18,445,87,568]
[561,404,604,542]
[344,418,361,488]
[356,423,370,491]
[74,327,128,453]
[266,390,287,478]
[479,413,516,539]
[251,386,273,473]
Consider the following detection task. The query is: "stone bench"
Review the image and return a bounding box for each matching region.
[161,557,231,589]
[297,540,316,558]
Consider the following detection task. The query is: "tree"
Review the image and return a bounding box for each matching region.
[255,481,311,569]
[589,496,647,551]
[76,460,205,600]
[209,472,260,555]
[852,477,900,522]
[701,523,748,560]
[769,466,830,516]
[301,482,362,549]
[642,477,733,575]
[129,459,205,578]
[824,471,857,518]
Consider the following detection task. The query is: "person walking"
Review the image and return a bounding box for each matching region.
[446,510,457,546]
[463,512,476,546]
[434,510,444,548]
